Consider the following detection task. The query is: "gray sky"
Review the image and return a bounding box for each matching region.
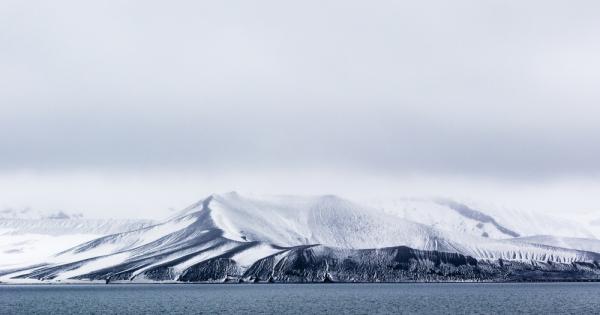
[1,1,600,218]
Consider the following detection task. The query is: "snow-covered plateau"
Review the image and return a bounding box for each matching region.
[0,210,154,269]
[1,192,599,283]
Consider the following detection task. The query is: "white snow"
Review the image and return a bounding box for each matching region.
[55,252,131,280]
[456,199,597,239]
[374,198,512,239]
[0,233,100,268]
[0,217,152,268]
[511,235,600,254]
[209,193,443,250]
[208,193,599,262]
[2,192,599,283]
[229,243,281,268]
[369,197,597,240]
[54,215,196,263]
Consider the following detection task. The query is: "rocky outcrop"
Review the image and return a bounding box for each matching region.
[11,244,600,283]
[241,245,600,283]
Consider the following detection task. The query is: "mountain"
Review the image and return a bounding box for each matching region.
[0,218,155,236]
[0,208,83,220]
[372,198,519,239]
[373,198,596,239]
[0,211,154,268]
[2,193,599,283]
[456,199,598,239]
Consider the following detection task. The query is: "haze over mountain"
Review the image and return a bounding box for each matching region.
[1,0,600,221]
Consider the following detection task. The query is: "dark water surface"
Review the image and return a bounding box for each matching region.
[1,283,599,314]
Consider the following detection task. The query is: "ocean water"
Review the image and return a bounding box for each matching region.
[1,283,599,314]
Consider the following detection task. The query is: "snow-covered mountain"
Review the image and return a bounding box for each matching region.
[372,198,597,239]
[456,199,598,239]
[0,208,83,220]
[0,211,154,268]
[510,235,600,254]
[373,198,519,239]
[0,218,154,236]
[2,193,599,283]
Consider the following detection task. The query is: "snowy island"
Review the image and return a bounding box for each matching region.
[2,192,600,283]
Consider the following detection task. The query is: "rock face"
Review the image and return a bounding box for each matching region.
[178,258,241,282]
[239,245,481,283]
[190,245,600,283]
[16,245,599,283]
[2,193,600,283]
[31,245,600,283]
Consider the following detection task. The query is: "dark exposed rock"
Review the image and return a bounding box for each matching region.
[10,244,600,283]
[179,258,241,282]
[323,273,334,283]
[239,245,600,283]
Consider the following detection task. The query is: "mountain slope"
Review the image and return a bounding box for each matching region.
[374,198,518,239]
[373,198,596,239]
[510,235,600,254]
[2,193,599,283]
[454,200,597,239]
[0,216,153,268]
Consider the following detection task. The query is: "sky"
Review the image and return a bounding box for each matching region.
[1,1,600,219]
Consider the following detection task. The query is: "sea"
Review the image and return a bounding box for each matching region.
[1,283,599,314]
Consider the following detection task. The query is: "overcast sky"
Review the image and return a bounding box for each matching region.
[1,1,600,218]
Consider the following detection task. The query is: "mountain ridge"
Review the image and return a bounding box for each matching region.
[2,193,599,283]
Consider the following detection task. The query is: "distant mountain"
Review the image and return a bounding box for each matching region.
[0,217,154,236]
[373,198,597,239]
[0,208,84,220]
[373,198,519,239]
[2,193,599,283]
[0,211,154,268]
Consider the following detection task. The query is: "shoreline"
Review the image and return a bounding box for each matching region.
[3,279,600,285]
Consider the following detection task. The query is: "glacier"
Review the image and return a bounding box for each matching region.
[1,192,599,283]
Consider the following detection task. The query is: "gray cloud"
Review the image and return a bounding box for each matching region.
[1,0,600,178]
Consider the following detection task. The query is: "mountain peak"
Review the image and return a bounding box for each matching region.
[4,193,600,283]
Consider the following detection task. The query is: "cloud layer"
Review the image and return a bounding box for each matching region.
[2,1,600,177]
[1,1,599,217]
